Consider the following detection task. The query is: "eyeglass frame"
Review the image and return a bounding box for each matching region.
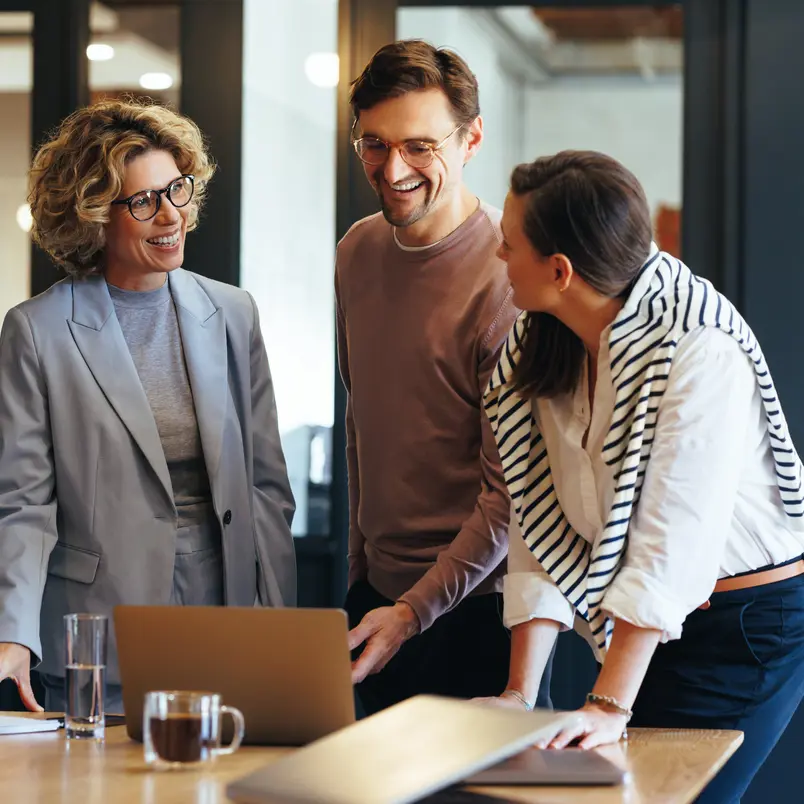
[111,174,195,222]
[350,120,466,168]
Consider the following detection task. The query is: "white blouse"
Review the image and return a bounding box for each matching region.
[503,325,804,652]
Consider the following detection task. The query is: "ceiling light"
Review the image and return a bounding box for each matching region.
[16,204,32,233]
[304,53,339,88]
[86,44,115,62]
[139,72,173,91]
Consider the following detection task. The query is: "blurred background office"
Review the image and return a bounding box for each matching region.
[1,2,802,800]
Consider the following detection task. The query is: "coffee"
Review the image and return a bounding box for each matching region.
[148,714,215,763]
[143,691,244,768]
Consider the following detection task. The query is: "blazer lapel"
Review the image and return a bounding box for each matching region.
[168,269,228,487]
[68,275,174,506]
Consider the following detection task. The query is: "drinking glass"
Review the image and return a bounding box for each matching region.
[63,613,107,740]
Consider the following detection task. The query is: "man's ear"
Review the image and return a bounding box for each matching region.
[462,116,483,165]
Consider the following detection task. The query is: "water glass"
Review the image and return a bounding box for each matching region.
[63,613,108,740]
[143,690,245,769]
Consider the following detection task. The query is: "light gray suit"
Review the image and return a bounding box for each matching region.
[0,268,296,682]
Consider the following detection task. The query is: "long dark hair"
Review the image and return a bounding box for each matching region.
[510,151,653,397]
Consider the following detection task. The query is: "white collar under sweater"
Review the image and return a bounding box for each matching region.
[484,243,804,658]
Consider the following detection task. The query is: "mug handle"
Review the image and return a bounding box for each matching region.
[215,705,245,756]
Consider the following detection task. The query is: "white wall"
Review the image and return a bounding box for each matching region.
[397,8,523,212]
[241,0,338,534]
[241,0,337,437]
[523,76,683,217]
[0,93,31,322]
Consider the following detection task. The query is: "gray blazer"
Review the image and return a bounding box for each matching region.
[0,268,296,682]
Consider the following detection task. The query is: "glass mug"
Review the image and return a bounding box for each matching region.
[143,691,245,768]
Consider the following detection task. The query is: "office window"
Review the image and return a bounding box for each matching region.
[397,5,684,254]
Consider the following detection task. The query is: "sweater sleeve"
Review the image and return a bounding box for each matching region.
[399,290,518,631]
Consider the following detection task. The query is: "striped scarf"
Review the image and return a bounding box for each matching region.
[484,244,804,657]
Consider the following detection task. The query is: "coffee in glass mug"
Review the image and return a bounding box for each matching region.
[143,690,245,768]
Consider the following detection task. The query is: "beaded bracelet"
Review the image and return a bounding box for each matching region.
[586,693,633,722]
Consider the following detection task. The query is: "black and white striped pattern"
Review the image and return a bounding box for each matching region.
[484,245,804,657]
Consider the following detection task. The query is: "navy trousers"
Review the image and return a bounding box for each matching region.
[345,579,554,717]
[630,573,804,803]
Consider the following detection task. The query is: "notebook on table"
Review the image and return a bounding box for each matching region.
[0,715,61,735]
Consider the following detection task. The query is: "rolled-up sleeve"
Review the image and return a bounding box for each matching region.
[503,506,575,630]
[601,328,757,641]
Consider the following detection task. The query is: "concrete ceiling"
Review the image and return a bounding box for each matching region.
[533,6,683,41]
[490,5,683,81]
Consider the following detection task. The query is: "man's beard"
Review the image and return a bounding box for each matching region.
[375,181,433,228]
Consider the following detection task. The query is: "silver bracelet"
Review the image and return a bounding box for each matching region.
[502,688,534,711]
[586,693,633,722]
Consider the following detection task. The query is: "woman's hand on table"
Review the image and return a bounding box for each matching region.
[0,642,42,712]
[541,703,628,750]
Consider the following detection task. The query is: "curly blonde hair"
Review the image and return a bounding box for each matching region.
[28,98,216,278]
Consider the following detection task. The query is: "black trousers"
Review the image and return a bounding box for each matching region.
[631,573,804,804]
[345,579,553,717]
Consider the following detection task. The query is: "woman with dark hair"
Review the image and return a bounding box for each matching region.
[480,150,804,802]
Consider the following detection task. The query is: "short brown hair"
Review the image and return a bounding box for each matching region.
[28,98,215,278]
[510,151,653,398]
[349,39,479,126]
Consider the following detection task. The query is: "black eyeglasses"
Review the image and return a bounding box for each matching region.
[111,174,195,222]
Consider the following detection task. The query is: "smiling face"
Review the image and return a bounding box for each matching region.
[357,88,481,234]
[104,149,191,290]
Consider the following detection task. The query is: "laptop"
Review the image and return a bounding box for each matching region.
[114,605,355,745]
[226,695,581,804]
[463,746,626,786]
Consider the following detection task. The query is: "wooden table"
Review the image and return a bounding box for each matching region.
[0,714,742,804]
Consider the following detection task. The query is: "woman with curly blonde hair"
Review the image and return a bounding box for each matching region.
[0,99,296,713]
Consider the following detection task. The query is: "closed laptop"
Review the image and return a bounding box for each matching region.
[226,695,579,804]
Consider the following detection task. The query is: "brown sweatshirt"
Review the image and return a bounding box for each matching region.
[335,203,518,632]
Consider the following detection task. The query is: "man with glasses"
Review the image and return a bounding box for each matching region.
[336,39,553,715]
